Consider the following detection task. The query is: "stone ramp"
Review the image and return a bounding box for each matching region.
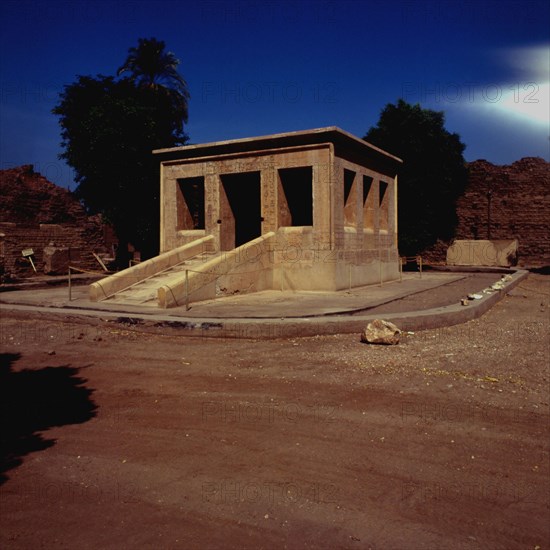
[92,233,276,309]
[157,232,276,308]
[104,251,219,307]
[89,236,216,303]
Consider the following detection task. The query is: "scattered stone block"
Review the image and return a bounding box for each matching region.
[361,319,401,345]
[43,246,69,275]
[446,239,518,267]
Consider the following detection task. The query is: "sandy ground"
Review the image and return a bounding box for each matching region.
[1,274,549,549]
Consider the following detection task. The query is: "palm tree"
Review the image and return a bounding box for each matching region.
[117,38,190,122]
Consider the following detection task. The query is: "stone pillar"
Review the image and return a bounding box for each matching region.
[161,176,178,252]
[159,163,166,252]
[393,175,398,249]
[261,165,277,234]
[351,171,362,249]
[356,172,365,237]
[373,178,381,247]
[386,176,397,248]
[205,172,220,251]
[328,152,343,249]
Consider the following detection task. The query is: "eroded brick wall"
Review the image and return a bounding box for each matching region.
[422,157,549,267]
[0,165,113,277]
[0,222,111,276]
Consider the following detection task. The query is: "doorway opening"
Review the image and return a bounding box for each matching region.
[220,171,262,250]
[277,166,313,226]
[177,177,205,230]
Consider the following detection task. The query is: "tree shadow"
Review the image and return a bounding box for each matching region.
[0,353,97,484]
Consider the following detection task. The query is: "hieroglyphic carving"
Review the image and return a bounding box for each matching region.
[261,160,277,233]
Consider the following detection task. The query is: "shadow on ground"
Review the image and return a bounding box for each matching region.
[0,353,97,484]
[529,266,550,275]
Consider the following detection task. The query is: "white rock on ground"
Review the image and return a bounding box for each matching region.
[361,319,402,345]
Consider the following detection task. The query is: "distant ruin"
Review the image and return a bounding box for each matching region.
[0,165,113,278]
[423,157,550,267]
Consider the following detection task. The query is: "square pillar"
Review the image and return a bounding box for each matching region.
[205,173,220,250]
[261,166,278,234]
[160,176,177,253]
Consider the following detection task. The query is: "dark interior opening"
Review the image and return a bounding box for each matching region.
[278,166,313,226]
[379,181,388,206]
[363,176,373,204]
[177,177,205,230]
[344,169,356,225]
[379,180,389,230]
[220,171,262,247]
[363,175,374,230]
[344,169,355,206]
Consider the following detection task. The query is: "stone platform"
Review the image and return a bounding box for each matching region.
[0,269,528,338]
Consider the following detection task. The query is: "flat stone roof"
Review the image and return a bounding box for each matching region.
[153,127,402,172]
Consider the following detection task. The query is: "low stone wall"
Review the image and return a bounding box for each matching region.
[421,157,549,267]
[447,240,518,267]
[0,221,109,278]
[0,165,113,279]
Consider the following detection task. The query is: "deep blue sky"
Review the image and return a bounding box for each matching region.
[1,0,549,189]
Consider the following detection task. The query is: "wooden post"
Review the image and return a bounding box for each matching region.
[379,249,383,287]
[68,267,72,301]
[185,269,189,311]
[22,249,36,272]
[93,252,108,271]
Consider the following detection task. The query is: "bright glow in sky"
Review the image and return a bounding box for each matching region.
[0,0,549,189]
[462,45,550,126]
[497,82,549,125]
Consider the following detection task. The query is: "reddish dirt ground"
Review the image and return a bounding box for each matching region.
[1,274,549,549]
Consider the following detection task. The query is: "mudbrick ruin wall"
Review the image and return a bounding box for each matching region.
[422,157,549,267]
[0,165,113,278]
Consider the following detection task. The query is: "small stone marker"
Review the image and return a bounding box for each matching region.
[361,319,401,345]
[22,248,37,272]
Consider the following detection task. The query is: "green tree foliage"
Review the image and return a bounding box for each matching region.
[117,37,190,123]
[364,99,467,255]
[53,38,189,264]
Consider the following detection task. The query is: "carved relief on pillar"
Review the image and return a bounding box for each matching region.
[205,173,220,250]
[386,177,397,246]
[313,153,333,249]
[161,178,178,251]
[261,167,277,234]
[373,178,380,236]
